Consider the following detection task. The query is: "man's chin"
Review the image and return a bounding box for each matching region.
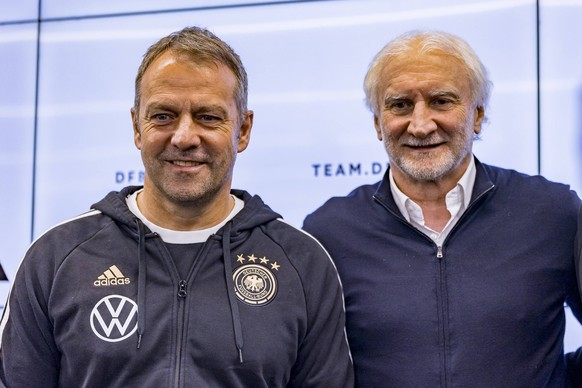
[165,186,223,206]
[398,160,454,182]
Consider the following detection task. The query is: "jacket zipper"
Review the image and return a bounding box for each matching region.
[373,181,495,387]
[161,236,213,388]
[436,245,449,387]
[173,280,187,387]
[430,184,493,388]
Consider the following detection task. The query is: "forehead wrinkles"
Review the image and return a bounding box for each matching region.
[379,51,472,100]
[143,60,224,91]
[140,57,237,110]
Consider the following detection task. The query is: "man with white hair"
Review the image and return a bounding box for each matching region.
[304,30,582,387]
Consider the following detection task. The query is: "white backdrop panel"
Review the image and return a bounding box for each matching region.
[0,0,38,23]
[0,24,37,307]
[540,1,582,194]
[41,0,297,20]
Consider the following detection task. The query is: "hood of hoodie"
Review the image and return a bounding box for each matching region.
[89,185,282,358]
[90,185,281,237]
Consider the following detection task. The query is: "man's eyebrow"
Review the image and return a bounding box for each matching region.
[429,90,460,99]
[383,94,407,104]
[194,104,228,114]
[144,101,229,115]
[144,101,175,113]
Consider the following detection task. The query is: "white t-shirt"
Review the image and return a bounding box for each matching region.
[126,189,244,244]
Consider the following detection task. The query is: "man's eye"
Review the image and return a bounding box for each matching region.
[432,98,456,108]
[152,113,172,122]
[388,101,411,113]
[199,115,221,123]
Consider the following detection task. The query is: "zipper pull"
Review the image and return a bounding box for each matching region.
[177,280,187,298]
[436,246,443,259]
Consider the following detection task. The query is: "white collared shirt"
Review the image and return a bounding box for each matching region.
[389,156,476,245]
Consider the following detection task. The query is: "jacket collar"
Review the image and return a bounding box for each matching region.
[373,156,495,212]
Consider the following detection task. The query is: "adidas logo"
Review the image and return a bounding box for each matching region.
[94,265,130,286]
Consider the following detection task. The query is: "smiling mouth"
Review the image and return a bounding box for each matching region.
[408,143,442,149]
[172,160,203,167]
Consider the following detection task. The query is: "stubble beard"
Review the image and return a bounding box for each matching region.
[145,156,235,208]
[384,134,471,182]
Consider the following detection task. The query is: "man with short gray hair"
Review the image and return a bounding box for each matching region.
[0,26,354,387]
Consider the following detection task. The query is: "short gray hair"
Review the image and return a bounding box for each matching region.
[134,26,248,123]
[363,30,492,118]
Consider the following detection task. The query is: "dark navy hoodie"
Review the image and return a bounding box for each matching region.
[0,186,354,387]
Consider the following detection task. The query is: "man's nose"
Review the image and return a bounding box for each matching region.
[171,115,202,149]
[407,103,437,138]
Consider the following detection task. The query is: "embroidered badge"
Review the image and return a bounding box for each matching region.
[233,254,279,306]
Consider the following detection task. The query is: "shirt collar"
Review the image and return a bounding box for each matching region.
[390,155,476,223]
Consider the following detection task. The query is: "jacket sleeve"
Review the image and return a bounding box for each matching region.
[566,350,582,385]
[567,204,582,385]
[565,296,582,385]
[0,243,61,388]
[287,232,354,388]
[575,204,582,306]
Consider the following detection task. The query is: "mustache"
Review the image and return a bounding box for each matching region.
[401,136,446,147]
[161,151,210,162]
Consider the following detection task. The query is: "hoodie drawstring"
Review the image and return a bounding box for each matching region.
[136,220,147,349]
[133,219,243,360]
[221,223,245,363]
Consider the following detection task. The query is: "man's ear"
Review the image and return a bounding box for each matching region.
[374,115,383,141]
[473,106,485,134]
[131,107,142,150]
[237,110,253,153]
